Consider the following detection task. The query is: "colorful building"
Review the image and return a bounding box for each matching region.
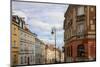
[12,15,37,66]
[18,17,36,65]
[63,5,96,62]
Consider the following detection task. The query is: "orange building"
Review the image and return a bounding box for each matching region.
[63,5,96,62]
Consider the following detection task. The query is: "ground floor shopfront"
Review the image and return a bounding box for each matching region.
[64,38,96,62]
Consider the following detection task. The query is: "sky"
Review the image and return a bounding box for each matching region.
[12,1,68,50]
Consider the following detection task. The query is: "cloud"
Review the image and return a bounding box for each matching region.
[38,36,55,44]
[31,19,51,31]
[30,18,63,32]
[38,34,64,49]
[12,1,67,49]
[47,12,65,22]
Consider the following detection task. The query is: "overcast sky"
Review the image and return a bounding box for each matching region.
[12,1,68,50]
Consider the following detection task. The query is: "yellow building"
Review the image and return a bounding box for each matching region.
[45,44,61,64]
[11,15,20,66]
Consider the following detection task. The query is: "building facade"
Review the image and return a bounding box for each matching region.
[11,15,20,66]
[45,44,62,64]
[55,48,61,63]
[41,41,46,64]
[63,5,96,62]
[60,52,64,63]
[34,38,45,64]
[45,45,55,64]
[12,15,37,65]
[12,15,46,65]
[18,17,36,65]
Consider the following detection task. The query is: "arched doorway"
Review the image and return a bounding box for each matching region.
[77,44,85,61]
[27,57,30,65]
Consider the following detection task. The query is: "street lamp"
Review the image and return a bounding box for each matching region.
[51,27,56,63]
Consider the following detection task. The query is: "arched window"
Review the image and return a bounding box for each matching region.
[67,46,72,57]
[25,56,27,63]
[21,56,23,64]
[13,55,17,64]
[27,57,30,65]
[77,44,85,57]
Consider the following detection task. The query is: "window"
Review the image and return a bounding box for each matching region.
[27,57,30,64]
[77,44,85,57]
[13,40,16,47]
[15,16,19,23]
[20,32,22,35]
[77,23,84,35]
[21,56,23,64]
[13,55,17,64]
[33,56,34,62]
[20,20,23,28]
[90,7,94,12]
[67,47,70,57]
[31,56,32,62]
[25,56,27,63]
[91,25,95,30]
[70,46,72,57]
[90,20,95,30]
[79,24,84,33]
[90,20,93,24]
[14,27,16,30]
[13,27,17,36]
[67,46,72,57]
[77,6,85,16]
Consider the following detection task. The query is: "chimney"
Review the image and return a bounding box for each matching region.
[20,17,25,20]
[24,24,29,30]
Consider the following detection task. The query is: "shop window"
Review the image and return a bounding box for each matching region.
[77,44,85,57]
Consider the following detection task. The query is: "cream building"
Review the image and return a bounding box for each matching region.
[61,52,64,62]
[55,48,61,63]
[45,45,61,64]
[45,45,55,64]
[16,16,36,65]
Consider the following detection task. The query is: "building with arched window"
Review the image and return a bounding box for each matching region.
[63,5,96,62]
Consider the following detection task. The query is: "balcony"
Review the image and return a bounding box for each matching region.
[76,14,85,22]
[76,32,85,39]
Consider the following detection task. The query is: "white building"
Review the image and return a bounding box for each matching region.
[18,17,36,65]
[34,38,45,64]
[61,52,64,63]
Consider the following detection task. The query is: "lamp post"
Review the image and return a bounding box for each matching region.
[51,27,56,63]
